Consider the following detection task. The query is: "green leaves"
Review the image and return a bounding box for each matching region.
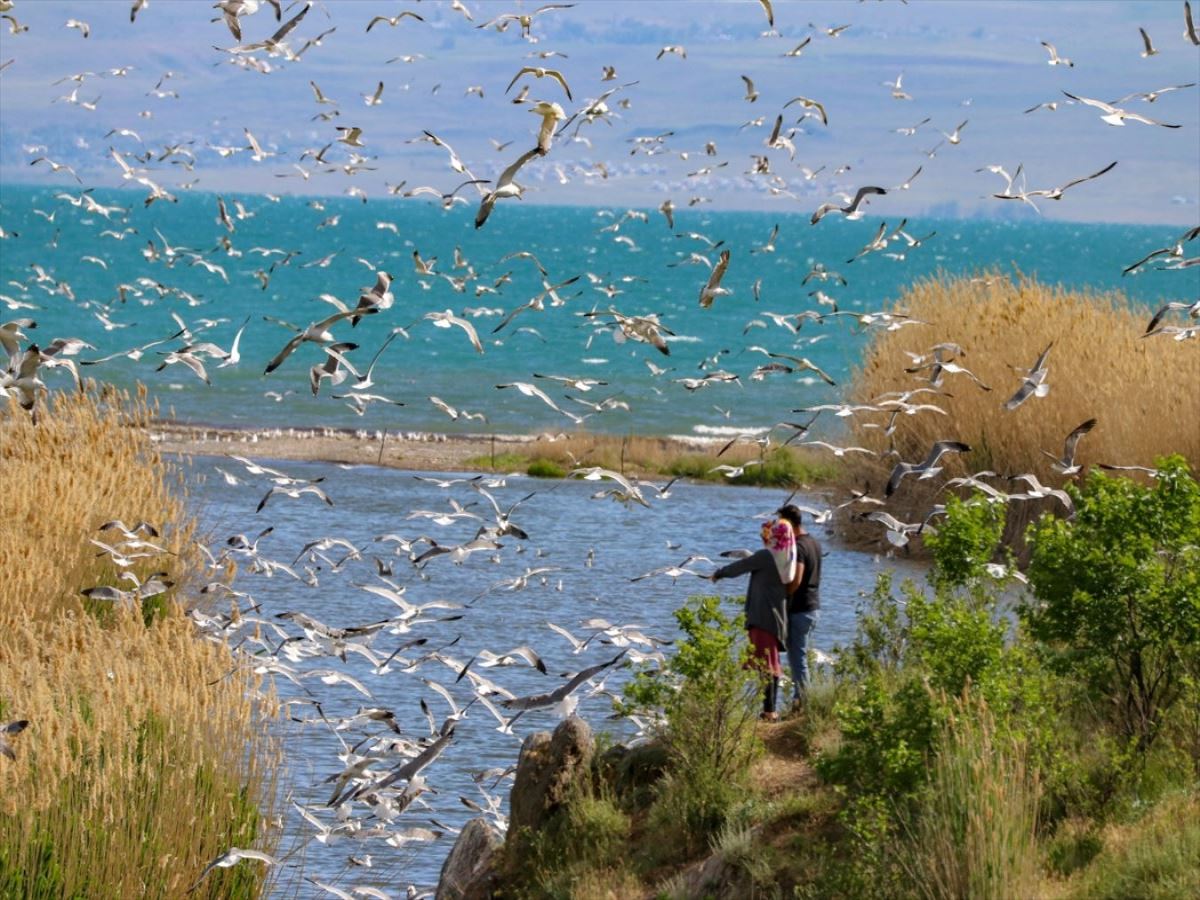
[1024,456,1200,751]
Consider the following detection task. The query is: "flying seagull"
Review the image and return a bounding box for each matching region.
[1004,342,1053,410]
[506,66,572,100]
[1062,90,1181,127]
[698,250,731,308]
[811,186,886,224]
[886,440,972,496]
[475,146,541,228]
[1043,418,1097,475]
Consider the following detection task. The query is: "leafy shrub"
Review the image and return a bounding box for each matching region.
[1024,456,1200,755]
[819,570,1043,801]
[623,595,761,860]
[923,493,1006,590]
[525,457,566,478]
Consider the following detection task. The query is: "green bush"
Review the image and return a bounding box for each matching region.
[819,570,1046,802]
[1024,456,1200,756]
[526,457,566,478]
[622,595,761,861]
[923,492,1006,590]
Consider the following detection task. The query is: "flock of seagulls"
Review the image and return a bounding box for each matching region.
[2,0,1197,895]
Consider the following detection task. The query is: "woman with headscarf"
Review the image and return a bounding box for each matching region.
[709,518,793,721]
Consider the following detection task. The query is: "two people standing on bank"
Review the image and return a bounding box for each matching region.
[709,504,821,721]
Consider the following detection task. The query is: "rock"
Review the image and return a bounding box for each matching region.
[435,817,502,900]
[508,715,594,834]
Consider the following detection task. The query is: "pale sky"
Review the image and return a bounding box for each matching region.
[1,0,1198,224]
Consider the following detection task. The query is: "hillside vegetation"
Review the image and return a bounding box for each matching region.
[493,459,1199,898]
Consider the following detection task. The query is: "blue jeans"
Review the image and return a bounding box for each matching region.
[786,610,819,701]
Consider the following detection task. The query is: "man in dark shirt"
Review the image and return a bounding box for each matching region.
[777,504,821,708]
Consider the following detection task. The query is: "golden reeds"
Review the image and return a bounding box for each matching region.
[841,272,1200,540]
[0,386,279,898]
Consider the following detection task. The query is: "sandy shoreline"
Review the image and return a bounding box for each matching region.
[147,420,722,476]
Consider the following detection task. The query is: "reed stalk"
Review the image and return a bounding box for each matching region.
[841,272,1199,546]
[0,386,279,898]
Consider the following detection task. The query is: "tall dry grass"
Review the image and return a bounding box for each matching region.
[0,386,279,899]
[901,695,1041,900]
[841,272,1200,540]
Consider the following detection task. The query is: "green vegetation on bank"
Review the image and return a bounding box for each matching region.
[0,389,279,898]
[466,435,837,486]
[502,457,1200,898]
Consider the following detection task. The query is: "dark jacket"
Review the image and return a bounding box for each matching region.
[713,548,788,644]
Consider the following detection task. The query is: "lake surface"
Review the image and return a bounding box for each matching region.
[183,453,924,895]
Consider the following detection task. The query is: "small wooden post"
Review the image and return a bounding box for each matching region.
[377,429,387,466]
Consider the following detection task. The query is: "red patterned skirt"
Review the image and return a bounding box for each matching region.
[745,626,783,678]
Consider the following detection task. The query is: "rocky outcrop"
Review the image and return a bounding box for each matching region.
[508,715,594,834]
[435,817,502,900]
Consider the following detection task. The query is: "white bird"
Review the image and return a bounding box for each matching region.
[188,848,279,893]
[1043,418,1097,475]
[863,510,926,547]
[1061,91,1181,127]
[65,18,90,38]
[362,81,384,106]
[336,126,364,146]
[507,66,572,100]
[475,147,541,229]
[1040,40,1074,66]
[569,466,649,507]
[499,651,625,713]
[257,482,333,513]
[1004,342,1053,410]
[530,100,566,154]
[496,381,583,424]
[424,309,483,354]
[310,80,336,104]
[885,440,972,496]
[1007,473,1074,512]
[366,10,424,32]
[740,75,759,103]
[1138,26,1159,56]
[941,119,968,144]
[811,186,886,224]
[698,250,731,308]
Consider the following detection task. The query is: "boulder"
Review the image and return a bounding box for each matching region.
[435,817,502,900]
[508,715,594,834]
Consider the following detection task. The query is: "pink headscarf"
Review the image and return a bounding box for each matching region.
[761,518,796,584]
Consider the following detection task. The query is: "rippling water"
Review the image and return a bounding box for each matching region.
[4,186,1191,440]
[183,453,924,894]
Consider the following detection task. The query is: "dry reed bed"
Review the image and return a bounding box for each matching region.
[0,387,278,899]
[841,273,1199,540]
